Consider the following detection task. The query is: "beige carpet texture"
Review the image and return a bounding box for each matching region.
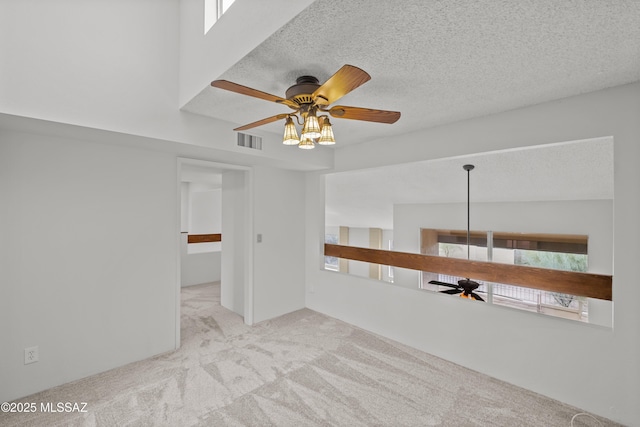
[1,282,617,426]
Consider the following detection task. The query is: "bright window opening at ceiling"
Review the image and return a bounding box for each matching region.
[204,0,236,34]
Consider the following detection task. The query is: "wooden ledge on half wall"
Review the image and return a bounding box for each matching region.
[187,234,222,244]
[324,243,612,301]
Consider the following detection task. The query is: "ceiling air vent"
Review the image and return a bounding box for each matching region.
[237,133,262,150]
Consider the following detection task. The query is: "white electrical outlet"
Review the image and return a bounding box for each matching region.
[24,346,39,365]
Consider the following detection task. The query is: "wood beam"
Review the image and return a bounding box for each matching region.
[187,233,222,244]
[324,244,612,301]
[338,226,349,273]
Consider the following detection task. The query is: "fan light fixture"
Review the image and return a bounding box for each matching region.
[282,117,300,145]
[317,117,336,145]
[301,109,321,140]
[210,65,401,150]
[298,137,315,150]
[283,110,334,149]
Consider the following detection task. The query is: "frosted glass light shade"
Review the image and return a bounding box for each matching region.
[282,117,299,145]
[317,118,336,145]
[301,114,321,140]
[298,138,315,149]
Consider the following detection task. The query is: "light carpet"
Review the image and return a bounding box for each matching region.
[1,282,617,426]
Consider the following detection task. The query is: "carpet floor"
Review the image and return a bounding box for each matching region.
[1,282,617,426]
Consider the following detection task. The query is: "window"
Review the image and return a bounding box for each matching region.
[420,229,590,322]
[204,0,237,34]
[324,233,339,271]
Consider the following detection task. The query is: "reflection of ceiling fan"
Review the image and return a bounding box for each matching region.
[210,64,401,149]
[428,164,485,302]
[429,278,485,301]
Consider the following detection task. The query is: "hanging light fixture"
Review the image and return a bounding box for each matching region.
[212,66,403,151]
[300,108,321,140]
[282,116,300,145]
[282,112,336,148]
[317,117,336,145]
[427,164,485,302]
[298,137,315,149]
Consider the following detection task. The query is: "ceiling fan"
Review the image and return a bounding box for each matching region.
[210,64,401,149]
[429,278,485,302]
[428,164,485,302]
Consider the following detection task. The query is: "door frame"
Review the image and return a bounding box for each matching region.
[176,158,254,349]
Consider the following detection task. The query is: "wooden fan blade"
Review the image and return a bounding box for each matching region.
[312,65,371,106]
[441,289,463,295]
[233,113,291,131]
[329,105,401,123]
[211,80,298,109]
[428,280,459,289]
[470,292,485,302]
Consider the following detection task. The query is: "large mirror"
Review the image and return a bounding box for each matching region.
[324,137,614,326]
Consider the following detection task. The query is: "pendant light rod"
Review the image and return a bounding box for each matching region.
[463,164,475,260]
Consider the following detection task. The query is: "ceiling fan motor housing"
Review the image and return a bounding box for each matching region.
[285,76,321,105]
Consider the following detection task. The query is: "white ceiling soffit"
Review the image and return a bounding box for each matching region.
[183,0,640,147]
[325,137,614,229]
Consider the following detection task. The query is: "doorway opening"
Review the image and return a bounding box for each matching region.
[176,158,253,348]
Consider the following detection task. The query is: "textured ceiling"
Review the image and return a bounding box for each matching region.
[325,137,614,229]
[183,0,640,146]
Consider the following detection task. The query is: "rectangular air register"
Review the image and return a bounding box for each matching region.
[237,133,262,150]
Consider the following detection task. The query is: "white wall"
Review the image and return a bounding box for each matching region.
[180,182,190,232]
[180,234,222,287]
[188,188,222,253]
[218,165,309,325]
[179,184,222,286]
[0,0,332,171]
[0,0,181,139]
[306,83,640,425]
[252,166,306,323]
[0,129,177,403]
[220,171,247,317]
[189,189,222,234]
